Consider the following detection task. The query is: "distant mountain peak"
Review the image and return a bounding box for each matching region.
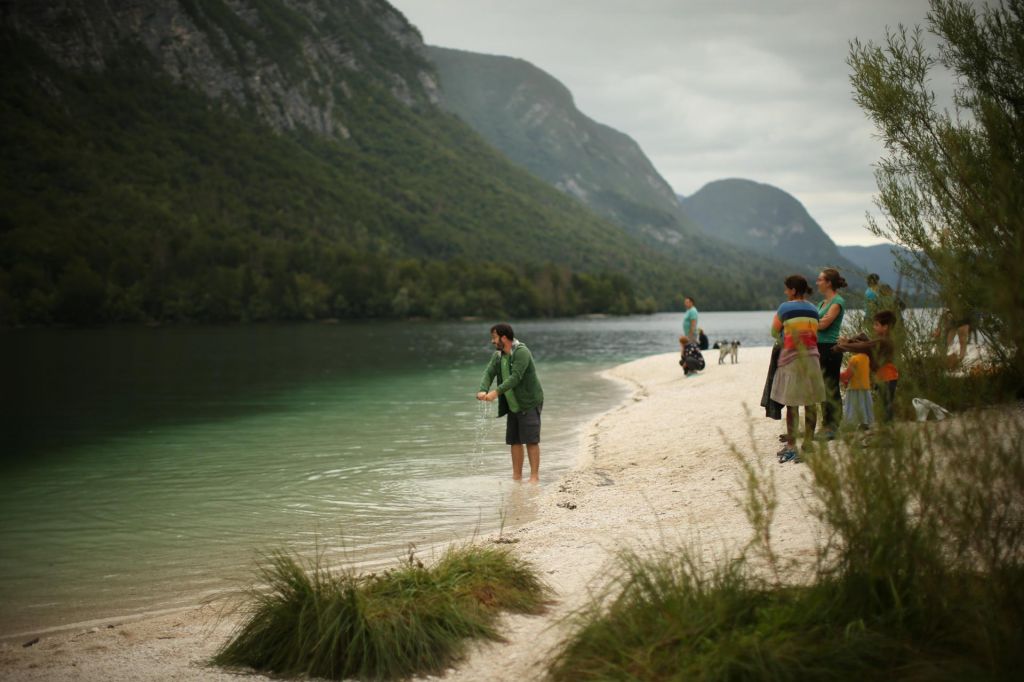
[680,178,860,275]
[425,44,698,243]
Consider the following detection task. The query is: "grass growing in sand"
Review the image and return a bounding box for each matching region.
[549,398,1024,680]
[214,544,549,680]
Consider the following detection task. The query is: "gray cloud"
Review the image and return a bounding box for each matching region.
[393,0,972,245]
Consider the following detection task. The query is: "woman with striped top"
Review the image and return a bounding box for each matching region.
[770,274,828,463]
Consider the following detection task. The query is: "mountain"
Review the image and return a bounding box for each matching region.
[425,46,703,247]
[837,244,921,293]
[423,46,817,309]
[680,179,861,280]
[1,0,733,324]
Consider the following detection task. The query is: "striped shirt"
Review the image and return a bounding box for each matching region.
[776,300,821,367]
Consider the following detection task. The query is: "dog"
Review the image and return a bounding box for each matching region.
[717,340,741,364]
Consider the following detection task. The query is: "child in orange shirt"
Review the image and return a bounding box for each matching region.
[835,310,900,422]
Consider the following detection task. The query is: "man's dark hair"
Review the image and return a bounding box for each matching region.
[874,310,897,327]
[685,296,696,305]
[867,273,880,285]
[490,323,515,341]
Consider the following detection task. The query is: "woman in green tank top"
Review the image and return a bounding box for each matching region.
[815,268,848,436]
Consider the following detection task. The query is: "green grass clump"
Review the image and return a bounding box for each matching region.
[214,544,549,680]
[550,409,1024,681]
[549,551,907,681]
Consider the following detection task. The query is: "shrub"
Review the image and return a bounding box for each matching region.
[215,544,549,680]
[550,410,1024,680]
[850,0,1024,385]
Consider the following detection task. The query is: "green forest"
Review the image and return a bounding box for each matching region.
[0,5,783,327]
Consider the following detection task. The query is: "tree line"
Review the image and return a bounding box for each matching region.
[0,240,657,325]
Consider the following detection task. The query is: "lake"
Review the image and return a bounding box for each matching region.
[0,311,775,636]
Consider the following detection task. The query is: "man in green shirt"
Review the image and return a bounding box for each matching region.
[477,323,545,483]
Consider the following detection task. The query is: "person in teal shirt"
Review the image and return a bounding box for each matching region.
[679,296,699,347]
[864,273,880,310]
[815,268,848,437]
[477,323,544,483]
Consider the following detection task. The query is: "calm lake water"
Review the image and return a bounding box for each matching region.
[0,312,774,636]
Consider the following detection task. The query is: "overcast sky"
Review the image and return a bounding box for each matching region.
[390,0,968,246]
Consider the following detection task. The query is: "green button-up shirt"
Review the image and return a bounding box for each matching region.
[479,341,544,417]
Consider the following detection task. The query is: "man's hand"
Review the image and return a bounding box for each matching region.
[484,390,499,402]
[476,391,487,401]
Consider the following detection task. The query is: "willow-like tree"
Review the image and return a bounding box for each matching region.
[849,0,1024,381]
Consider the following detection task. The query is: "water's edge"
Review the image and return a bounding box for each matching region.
[0,363,638,643]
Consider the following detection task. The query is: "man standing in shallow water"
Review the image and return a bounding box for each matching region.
[477,323,545,483]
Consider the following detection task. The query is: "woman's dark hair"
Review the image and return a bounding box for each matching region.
[784,274,812,296]
[490,323,515,340]
[820,268,848,290]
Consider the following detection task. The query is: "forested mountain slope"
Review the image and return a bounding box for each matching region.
[426,46,700,244]
[0,1,781,324]
[426,45,801,302]
[838,244,915,289]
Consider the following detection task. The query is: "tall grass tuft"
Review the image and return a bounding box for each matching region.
[548,548,910,681]
[550,407,1024,680]
[214,543,549,680]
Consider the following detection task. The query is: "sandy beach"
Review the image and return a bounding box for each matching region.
[0,346,825,680]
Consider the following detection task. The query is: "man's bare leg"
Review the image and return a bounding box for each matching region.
[526,443,540,483]
[510,444,525,481]
[946,326,963,353]
[946,324,970,360]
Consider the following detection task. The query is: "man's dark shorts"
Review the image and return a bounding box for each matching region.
[505,405,542,445]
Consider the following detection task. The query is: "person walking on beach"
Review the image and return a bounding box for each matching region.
[771,275,827,463]
[477,323,545,483]
[937,306,975,365]
[679,296,699,349]
[815,268,848,439]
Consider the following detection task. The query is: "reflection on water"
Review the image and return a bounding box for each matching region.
[0,312,773,635]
